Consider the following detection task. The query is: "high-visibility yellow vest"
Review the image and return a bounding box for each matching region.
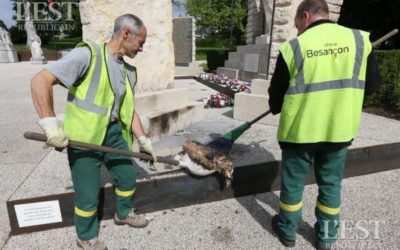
[64,41,137,149]
[278,23,371,143]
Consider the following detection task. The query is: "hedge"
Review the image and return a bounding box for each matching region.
[364,50,400,112]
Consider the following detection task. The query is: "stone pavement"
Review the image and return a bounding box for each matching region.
[1,62,400,249]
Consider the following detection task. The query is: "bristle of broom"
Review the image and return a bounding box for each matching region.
[207,137,234,154]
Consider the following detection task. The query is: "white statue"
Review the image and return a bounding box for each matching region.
[23,0,46,64]
[0,28,6,43]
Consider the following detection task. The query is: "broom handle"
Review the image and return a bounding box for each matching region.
[247,110,271,126]
[24,131,180,166]
[372,29,398,48]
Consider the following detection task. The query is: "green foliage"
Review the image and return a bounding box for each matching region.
[206,49,231,70]
[9,26,27,44]
[186,0,247,42]
[0,19,8,31]
[197,37,235,49]
[364,50,400,111]
[339,0,400,49]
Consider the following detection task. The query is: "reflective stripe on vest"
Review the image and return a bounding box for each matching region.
[286,29,364,95]
[67,43,108,116]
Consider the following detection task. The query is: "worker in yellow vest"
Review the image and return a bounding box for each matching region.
[268,1,381,249]
[31,14,157,250]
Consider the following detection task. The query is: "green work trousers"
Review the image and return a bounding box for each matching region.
[276,146,348,244]
[67,122,136,240]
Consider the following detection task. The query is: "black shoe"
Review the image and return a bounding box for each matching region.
[315,241,332,250]
[271,215,296,248]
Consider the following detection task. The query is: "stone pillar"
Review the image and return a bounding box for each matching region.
[173,17,195,65]
[79,0,203,140]
[267,0,344,77]
[246,0,264,44]
[23,0,46,64]
[79,0,175,92]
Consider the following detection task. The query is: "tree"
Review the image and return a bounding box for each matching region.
[0,19,8,31]
[186,0,247,43]
[339,0,400,49]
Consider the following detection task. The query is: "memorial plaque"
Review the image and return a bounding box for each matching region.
[14,200,62,227]
[244,54,260,73]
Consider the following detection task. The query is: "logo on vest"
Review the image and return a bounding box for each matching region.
[306,42,350,59]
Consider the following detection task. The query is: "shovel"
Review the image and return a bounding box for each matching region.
[24,131,216,176]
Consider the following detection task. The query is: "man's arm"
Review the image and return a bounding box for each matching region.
[132,111,146,139]
[31,70,60,118]
[132,111,157,161]
[31,70,69,149]
[268,53,290,115]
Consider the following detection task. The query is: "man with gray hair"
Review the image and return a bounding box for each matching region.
[31,14,156,250]
[268,0,380,249]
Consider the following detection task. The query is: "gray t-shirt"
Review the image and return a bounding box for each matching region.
[45,46,130,121]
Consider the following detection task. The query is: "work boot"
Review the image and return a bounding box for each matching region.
[271,215,296,248]
[114,210,148,228]
[76,237,107,250]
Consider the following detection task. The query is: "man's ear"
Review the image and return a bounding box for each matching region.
[304,11,311,24]
[122,28,130,39]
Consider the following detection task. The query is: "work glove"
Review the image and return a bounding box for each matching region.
[38,117,69,150]
[137,136,157,162]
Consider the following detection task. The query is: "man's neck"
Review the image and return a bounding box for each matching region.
[106,39,124,61]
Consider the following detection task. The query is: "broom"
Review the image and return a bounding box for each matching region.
[206,109,271,154]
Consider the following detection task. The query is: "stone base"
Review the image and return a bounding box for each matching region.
[135,88,204,141]
[0,44,18,63]
[255,35,270,45]
[220,43,270,82]
[175,61,204,77]
[233,92,270,124]
[216,67,239,79]
[251,78,270,95]
[30,56,47,64]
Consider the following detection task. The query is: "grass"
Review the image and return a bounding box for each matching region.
[13,37,82,52]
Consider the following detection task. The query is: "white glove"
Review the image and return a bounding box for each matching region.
[137,136,157,162]
[38,117,69,150]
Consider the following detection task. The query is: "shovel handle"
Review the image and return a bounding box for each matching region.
[24,131,180,166]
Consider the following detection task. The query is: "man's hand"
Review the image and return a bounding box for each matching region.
[38,117,69,150]
[137,136,157,162]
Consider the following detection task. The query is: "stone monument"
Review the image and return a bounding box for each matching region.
[0,27,18,63]
[219,0,344,82]
[233,0,344,124]
[79,0,203,140]
[23,0,46,64]
[218,0,275,81]
[173,17,203,76]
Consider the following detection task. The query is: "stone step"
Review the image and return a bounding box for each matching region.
[142,101,204,141]
[225,52,270,74]
[236,44,270,53]
[135,88,190,115]
[234,92,270,124]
